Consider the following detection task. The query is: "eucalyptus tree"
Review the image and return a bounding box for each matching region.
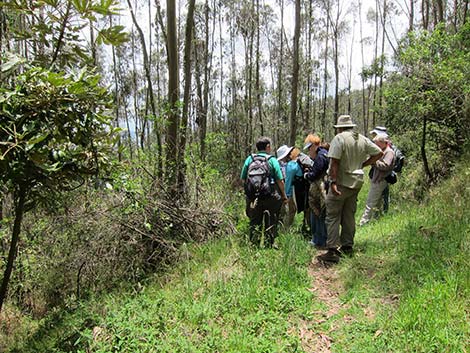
[289,0,301,146]
[166,0,179,190]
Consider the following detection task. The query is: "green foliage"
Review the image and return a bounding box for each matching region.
[0,66,116,197]
[3,152,470,352]
[1,0,128,68]
[384,23,470,180]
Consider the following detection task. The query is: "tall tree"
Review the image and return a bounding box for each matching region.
[166,0,179,190]
[178,0,197,193]
[289,0,301,145]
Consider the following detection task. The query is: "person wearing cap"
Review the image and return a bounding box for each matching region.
[369,126,392,213]
[276,145,303,227]
[241,137,288,247]
[317,115,383,264]
[359,134,395,226]
[303,134,329,249]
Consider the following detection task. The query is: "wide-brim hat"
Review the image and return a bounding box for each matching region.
[334,114,356,128]
[276,145,293,160]
[370,130,389,139]
[370,126,388,136]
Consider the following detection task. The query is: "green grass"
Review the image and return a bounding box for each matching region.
[6,164,470,353]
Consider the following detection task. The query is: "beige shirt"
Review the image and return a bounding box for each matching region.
[328,130,382,189]
[371,146,395,183]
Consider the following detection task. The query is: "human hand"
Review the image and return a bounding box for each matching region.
[331,183,341,196]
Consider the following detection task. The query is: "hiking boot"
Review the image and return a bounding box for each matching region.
[339,246,354,257]
[316,249,340,264]
[308,241,328,251]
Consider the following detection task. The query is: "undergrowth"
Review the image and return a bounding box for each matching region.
[3,159,470,352]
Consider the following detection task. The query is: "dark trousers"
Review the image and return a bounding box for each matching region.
[246,195,282,247]
[382,184,390,213]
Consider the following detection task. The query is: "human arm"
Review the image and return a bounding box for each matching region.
[305,151,328,181]
[375,149,394,171]
[271,157,288,202]
[362,152,383,168]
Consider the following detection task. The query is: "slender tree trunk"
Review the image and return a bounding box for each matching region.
[378,0,387,121]
[200,0,210,161]
[0,186,26,314]
[347,18,355,115]
[422,0,430,30]
[111,15,122,162]
[409,0,415,32]
[359,0,367,133]
[179,0,196,193]
[89,19,97,66]
[322,12,330,134]
[219,5,223,125]
[372,0,379,128]
[277,0,285,143]
[50,1,71,66]
[166,0,179,189]
[421,116,432,183]
[306,0,313,132]
[255,0,264,136]
[289,0,301,146]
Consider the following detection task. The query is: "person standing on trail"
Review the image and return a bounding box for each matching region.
[303,134,329,249]
[317,115,383,264]
[359,134,395,226]
[241,137,288,247]
[276,145,302,228]
[369,126,391,213]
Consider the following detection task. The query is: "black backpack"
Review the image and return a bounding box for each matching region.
[392,145,405,173]
[244,154,273,200]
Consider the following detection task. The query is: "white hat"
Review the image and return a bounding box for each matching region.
[334,115,356,128]
[276,145,293,161]
[370,126,388,136]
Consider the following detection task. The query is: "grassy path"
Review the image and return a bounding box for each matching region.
[5,167,470,352]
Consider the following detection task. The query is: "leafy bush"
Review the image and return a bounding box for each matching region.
[385,23,470,183]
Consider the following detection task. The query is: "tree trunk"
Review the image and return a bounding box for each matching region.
[322,11,330,135]
[0,186,26,314]
[409,0,415,32]
[305,0,313,132]
[359,0,367,133]
[372,0,380,128]
[289,0,301,146]
[50,0,71,66]
[111,15,122,162]
[278,0,285,143]
[166,0,179,190]
[378,0,387,121]
[255,0,264,136]
[200,0,210,161]
[179,0,196,193]
[421,116,432,183]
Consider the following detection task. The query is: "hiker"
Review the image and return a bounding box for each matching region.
[317,115,383,264]
[276,145,303,228]
[369,126,405,213]
[241,137,288,247]
[359,134,395,226]
[303,134,329,249]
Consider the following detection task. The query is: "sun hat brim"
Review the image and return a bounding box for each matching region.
[277,147,294,161]
[334,123,356,128]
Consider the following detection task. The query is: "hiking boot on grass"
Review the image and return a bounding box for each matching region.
[339,246,354,257]
[316,248,340,264]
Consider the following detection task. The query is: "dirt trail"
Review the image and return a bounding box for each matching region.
[295,259,347,353]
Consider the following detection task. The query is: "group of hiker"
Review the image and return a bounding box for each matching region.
[241,114,403,264]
